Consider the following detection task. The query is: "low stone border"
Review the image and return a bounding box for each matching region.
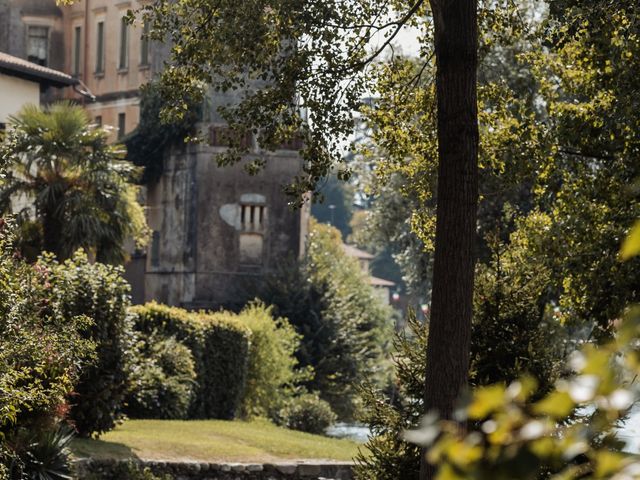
[74,458,354,480]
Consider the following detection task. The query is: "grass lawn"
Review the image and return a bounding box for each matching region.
[71,419,364,463]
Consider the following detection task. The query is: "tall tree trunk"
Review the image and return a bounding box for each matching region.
[420,1,479,479]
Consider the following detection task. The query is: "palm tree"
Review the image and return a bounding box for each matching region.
[0,101,148,263]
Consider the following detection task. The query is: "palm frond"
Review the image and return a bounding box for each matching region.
[0,102,149,262]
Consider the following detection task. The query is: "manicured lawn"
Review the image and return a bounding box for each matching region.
[71,419,364,463]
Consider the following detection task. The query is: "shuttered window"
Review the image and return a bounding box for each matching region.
[118,17,129,69]
[95,21,104,73]
[140,20,150,66]
[73,26,81,75]
[27,26,48,66]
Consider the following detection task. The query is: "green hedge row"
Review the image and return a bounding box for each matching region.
[130,302,251,419]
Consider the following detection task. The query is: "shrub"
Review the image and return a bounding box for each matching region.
[43,250,133,437]
[236,302,306,418]
[131,302,251,419]
[125,336,197,419]
[260,220,394,420]
[276,393,337,435]
[15,425,75,480]
[0,224,93,476]
[470,230,566,396]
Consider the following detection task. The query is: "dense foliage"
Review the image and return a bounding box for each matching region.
[0,102,148,264]
[523,0,640,340]
[470,223,565,393]
[46,251,134,437]
[125,336,197,419]
[131,303,251,419]
[0,224,94,477]
[275,393,337,435]
[236,302,305,419]
[124,81,200,184]
[260,219,393,420]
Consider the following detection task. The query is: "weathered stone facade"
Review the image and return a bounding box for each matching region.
[142,139,309,309]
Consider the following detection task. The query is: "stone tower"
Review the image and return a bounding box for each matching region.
[143,139,309,310]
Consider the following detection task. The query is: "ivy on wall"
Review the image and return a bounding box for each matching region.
[125,81,200,184]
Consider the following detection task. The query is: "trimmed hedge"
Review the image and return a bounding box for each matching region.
[130,302,251,419]
[125,336,197,419]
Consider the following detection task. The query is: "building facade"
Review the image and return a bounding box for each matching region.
[60,0,160,139]
[0,0,154,136]
[342,243,395,305]
[0,50,77,126]
[0,0,310,309]
[143,143,309,309]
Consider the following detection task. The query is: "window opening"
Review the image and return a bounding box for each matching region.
[27,26,48,66]
[240,204,266,231]
[73,26,81,75]
[95,21,105,73]
[117,113,126,139]
[118,17,129,69]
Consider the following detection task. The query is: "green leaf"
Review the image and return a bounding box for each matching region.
[468,384,506,419]
[620,221,640,260]
[532,391,574,419]
[593,450,628,478]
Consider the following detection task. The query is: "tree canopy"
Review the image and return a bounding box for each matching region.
[128,0,442,200]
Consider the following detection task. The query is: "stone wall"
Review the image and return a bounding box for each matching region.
[143,139,310,310]
[75,459,353,480]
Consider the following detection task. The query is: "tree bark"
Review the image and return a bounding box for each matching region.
[420,1,479,479]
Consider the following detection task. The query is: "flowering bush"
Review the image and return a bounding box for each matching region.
[0,224,94,476]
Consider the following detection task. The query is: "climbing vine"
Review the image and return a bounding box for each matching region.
[125,81,200,184]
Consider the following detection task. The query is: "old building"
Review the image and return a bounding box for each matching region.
[0,50,77,127]
[144,143,309,309]
[0,0,310,309]
[0,0,66,71]
[59,0,159,138]
[342,243,395,305]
